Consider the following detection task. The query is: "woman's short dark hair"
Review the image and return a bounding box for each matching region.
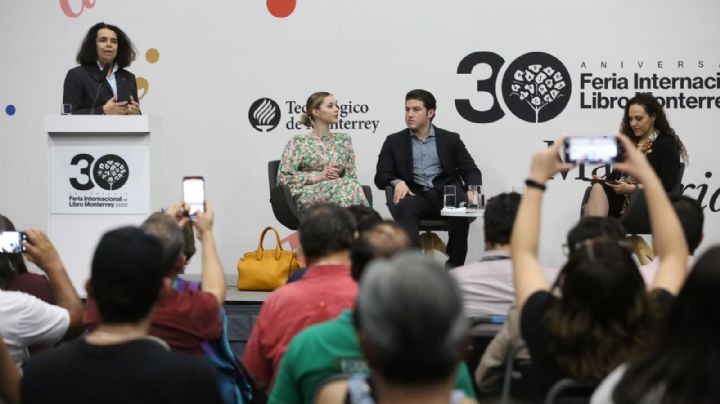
[76,22,136,68]
[299,203,356,261]
[620,92,688,162]
[0,214,29,288]
[613,246,720,403]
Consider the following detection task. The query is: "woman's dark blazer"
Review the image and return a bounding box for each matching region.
[62,65,139,115]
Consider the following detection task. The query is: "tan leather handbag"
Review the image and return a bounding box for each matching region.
[237,226,300,291]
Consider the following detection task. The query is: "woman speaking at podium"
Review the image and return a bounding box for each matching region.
[62,22,141,115]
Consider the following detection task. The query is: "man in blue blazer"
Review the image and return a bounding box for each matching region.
[375,89,482,267]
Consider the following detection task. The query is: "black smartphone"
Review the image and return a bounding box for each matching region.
[182,176,205,219]
[0,231,28,253]
[563,136,622,164]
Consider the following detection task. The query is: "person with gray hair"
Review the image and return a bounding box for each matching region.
[83,201,225,355]
[315,252,477,404]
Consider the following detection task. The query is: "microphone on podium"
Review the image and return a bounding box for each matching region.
[91,63,112,115]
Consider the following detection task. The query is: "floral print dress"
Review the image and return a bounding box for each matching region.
[277,132,369,211]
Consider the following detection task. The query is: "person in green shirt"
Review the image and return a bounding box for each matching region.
[269,222,477,404]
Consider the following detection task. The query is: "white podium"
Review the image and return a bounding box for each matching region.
[45,115,159,294]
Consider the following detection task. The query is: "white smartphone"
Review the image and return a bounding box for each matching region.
[563,136,622,164]
[182,176,205,219]
[0,231,28,253]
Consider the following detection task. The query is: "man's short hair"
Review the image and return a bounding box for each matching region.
[350,221,411,281]
[355,252,466,385]
[91,226,165,324]
[483,192,521,246]
[672,195,704,254]
[141,212,184,276]
[405,89,437,112]
[345,205,382,233]
[299,203,357,261]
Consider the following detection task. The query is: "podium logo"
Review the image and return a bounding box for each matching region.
[70,153,129,191]
[456,51,571,123]
[249,98,281,132]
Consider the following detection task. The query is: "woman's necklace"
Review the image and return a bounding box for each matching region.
[639,130,658,155]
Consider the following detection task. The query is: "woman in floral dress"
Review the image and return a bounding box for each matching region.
[277,92,369,212]
[584,93,688,217]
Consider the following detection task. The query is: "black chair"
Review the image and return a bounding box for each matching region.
[499,344,534,404]
[580,163,685,224]
[383,186,477,254]
[268,160,373,230]
[579,163,684,263]
[383,186,453,254]
[544,378,598,404]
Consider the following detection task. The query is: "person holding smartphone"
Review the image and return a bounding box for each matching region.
[584,93,688,217]
[62,22,141,115]
[277,92,369,212]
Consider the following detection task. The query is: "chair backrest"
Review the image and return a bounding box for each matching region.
[544,378,597,404]
[621,162,685,235]
[267,160,300,230]
[268,160,281,192]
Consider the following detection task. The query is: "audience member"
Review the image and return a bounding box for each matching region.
[243,203,359,391]
[474,216,624,395]
[451,192,558,318]
[591,245,720,403]
[21,227,223,404]
[512,135,688,397]
[288,205,382,283]
[270,221,485,404]
[0,338,20,404]
[639,195,703,286]
[0,215,54,303]
[0,229,83,369]
[314,252,477,404]
[84,202,225,355]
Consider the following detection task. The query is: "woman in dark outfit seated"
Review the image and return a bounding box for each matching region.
[585,92,688,217]
[511,136,688,398]
[591,246,720,403]
[63,22,141,115]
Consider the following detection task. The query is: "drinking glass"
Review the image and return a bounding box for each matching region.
[468,185,485,209]
[443,185,457,208]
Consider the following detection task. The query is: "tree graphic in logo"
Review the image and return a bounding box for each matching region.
[248,98,281,132]
[92,154,129,190]
[502,52,572,123]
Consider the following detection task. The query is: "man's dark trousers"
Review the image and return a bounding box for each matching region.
[393,188,469,267]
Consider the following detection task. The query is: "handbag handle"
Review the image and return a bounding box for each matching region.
[255,226,284,260]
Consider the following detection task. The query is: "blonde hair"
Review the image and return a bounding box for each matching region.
[300,91,332,128]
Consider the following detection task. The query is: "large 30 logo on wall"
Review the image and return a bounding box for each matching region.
[456,51,571,123]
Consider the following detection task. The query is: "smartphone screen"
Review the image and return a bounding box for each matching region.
[182,176,205,218]
[564,137,621,164]
[0,231,27,253]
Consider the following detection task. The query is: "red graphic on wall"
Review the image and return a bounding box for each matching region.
[267,0,296,18]
[60,0,96,17]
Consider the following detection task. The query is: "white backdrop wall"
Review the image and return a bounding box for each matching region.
[1,0,719,285]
